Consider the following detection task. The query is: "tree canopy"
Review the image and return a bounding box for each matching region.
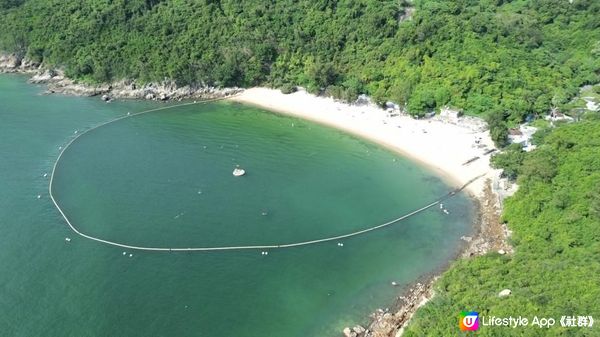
[405,120,600,336]
[1,0,599,130]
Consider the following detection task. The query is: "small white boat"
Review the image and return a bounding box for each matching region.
[233,167,246,177]
[65,237,71,242]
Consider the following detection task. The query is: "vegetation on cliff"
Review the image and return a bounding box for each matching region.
[404,119,600,336]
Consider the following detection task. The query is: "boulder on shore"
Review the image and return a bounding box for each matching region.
[342,327,356,337]
[353,325,366,336]
[0,54,21,69]
[29,70,54,83]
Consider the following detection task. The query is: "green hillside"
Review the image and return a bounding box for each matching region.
[405,118,600,336]
[1,0,599,125]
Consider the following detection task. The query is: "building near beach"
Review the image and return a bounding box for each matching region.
[508,125,537,152]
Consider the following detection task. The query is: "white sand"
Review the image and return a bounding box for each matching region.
[232,88,496,197]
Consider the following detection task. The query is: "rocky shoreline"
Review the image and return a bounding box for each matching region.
[0,53,242,101]
[345,179,513,337]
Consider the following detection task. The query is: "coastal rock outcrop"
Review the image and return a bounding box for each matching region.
[0,54,35,72]
[342,325,367,337]
[0,54,20,69]
[30,69,57,83]
[353,325,366,335]
[0,54,42,74]
[1,55,243,101]
[98,79,242,101]
[19,58,40,70]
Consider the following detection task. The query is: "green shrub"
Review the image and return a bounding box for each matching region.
[280,83,297,95]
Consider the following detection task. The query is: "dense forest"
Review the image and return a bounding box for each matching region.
[405,117,600,336]
[1,0,599,139]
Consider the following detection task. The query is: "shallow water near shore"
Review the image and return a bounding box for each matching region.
[0,74,474,337]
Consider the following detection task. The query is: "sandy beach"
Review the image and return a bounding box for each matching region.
[0,57,497,196]
[233,88,506,337]
[232,87,496,198]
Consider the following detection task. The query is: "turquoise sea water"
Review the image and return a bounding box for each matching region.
[0,74,474,337]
